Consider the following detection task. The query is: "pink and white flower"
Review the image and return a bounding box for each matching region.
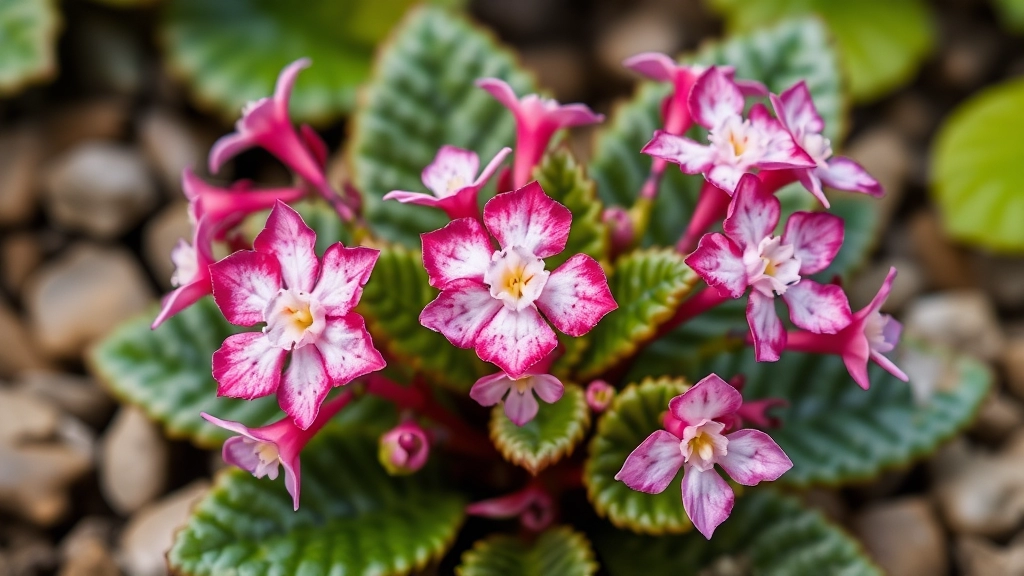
[470,370,564,426]
[685,174,853,362]
[770,81,883,207]
[642,66,815,195]
[210,201,385,429]
[201,391,353,510]
[383,145,511,220]
[785,267,908,389]
[419,182,617,379]
[183,168,306,240]
[152,217,216,329]
[615,374,792,539]
[378,420,431,475]
[477,78,604,189]
[585,379,616,413]
[209,59,333,200]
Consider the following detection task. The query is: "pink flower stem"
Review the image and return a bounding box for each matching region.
[757,169,798,195]
[780,329,842,355]
[657,286,731,339]
[365,375,493,457]
[676,182,731,254]
[639,158,668,200]
[299,390,356,442]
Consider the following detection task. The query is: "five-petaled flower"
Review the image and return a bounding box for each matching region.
[419,182,617,379]
[383,145,511,220]
[771,81,883,207]
[209,58,333,200]
[615,374,792,539]
[642,66,815,195]
[470,369,564,426]
[210,201,385,429]
[201,391,353,511]
[686,174,853,362]
[785,267,908,389]
[477,78,604,189]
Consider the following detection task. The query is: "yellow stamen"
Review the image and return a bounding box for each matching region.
[689,432,715,461]
[256,442,280,465]
[288,306,314,330]
[763,259,777,277]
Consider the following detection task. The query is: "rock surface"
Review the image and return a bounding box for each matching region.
[852,498,949,576]
[137,109,206,195]
[142,202,191,289]
[0,302,48,378]
[100,408,169,515]
[0,123,43,225]
[119,481,209,576]
[905,290,1005,362]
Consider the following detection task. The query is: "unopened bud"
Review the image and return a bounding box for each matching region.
[603,206,635,253]
[586,380,616,413]
[378,421,430,476]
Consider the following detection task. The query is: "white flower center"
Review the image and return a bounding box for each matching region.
[709,116,766,170]
[865,311,898,354]
[263,289,326,349]
[243,437,281,479]
[744,236,802,297]
[170,239,198,288]
[484,246,550,311]
[799,132,833,168]
[680,419,728,472]
[445,175,468,194]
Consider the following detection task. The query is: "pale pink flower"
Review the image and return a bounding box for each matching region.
[470,371,564,427]
[615,374,792,539]
[477,78,603,188]
[685,174,853,362]
[419,183,617,379]
[378,420,431,475]
[585,380,616,413]
[210,201,385,429]
[383,145,511,220]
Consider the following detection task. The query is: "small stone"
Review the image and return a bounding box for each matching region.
[16,371,113,427]
[956,536,1024,576]
[1003,338,1024,402]
[973,253,1024,310]
[519,45,588,103]
[597,9,681,80]
[847,257,924,313]
[137,109,207,195]
[0,388,60,443]
[0,301,48,378]
[800,488,847,524]
[100,407,169,515]
[1,232,43,296]
[905,291,1005,362]
[843,127,911,229]
[26,244,153,360]
[909,210,976,290]
[119,481,210,576]
[0,524,57,574]
[59,517,119,576]
[941,30,1000,90]
[43,142,159,239]
[0,123,43,226]
[852,497,948,576]
[970,392,1024,445]
[885,92,937,143]
[45,99,130,156]
[142,202,191,289]
[934,447,1024,537]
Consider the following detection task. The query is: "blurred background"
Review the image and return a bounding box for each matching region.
[2,0,1024,574]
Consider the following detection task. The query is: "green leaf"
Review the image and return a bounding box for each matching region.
[584,377,693,534]
[533,148,609,269]
[490,385,590,475]
[994,0,1024,33]
[931,77,1024,252]
[589,18,839,246]
[0,0,60,94]
[358,242,489,392]
[160,0,430,125]
[689,342,991,486]
[348,6,535,246]
[595,489,881,575]
[575,250,698,380]
[707,0,933,102]
[815,190,882,281]
[88,298,281,448]
[457,527,598,576]
[169,426,466,576]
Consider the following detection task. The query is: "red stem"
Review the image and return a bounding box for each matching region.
[676,182,731,254]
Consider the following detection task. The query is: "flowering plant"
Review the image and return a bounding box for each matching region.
[90,9,990,575]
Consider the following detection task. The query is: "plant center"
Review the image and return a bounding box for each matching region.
[485,246,550,311]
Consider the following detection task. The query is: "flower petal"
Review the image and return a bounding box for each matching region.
[622,52,677,82]
[277,345,330,430]
[794,167,830,208]
[315,313,386,385]
[706,164,746,194]
[212,332,286,399]
[382,190,444,206]
[152,279,211,329]
[748,103,815,170]
[688,67,745,129]
[504,387,540,426]
[684,233,747,299]
[614,430,685,494]
[421,218,494,289]
[201,412,260,442]
[723,174,780,251]
[210,250,282,326]
[864,267,898,318]
[476,78,522,112]
[253,201,319,293]
[483,182,572,259]
[871,350,910,383]
[842,336,873,390]
[475,306,558,379]
[311,244,379,316]
[470,372,513,406]
[641,131,716,174]
[773,81,824,135]
[746,290,785,362]
[209,131,256,175]
[272,58,310,120]
[472,147,513,188]
[421,145,480,197]
[668,373,743,426]
[783,280,853,334]
[536,254,616,337]
[547,103,604,127]
[420,279,503,348]
[281,456,301,511]
[682,466,735,539]
[817,156,884,197]
[532,374,564,404]
[222,436,265,476]
[782,211,844,275]
[719,429,792,485]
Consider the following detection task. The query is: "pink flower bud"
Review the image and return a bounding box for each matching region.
[602,206,634,254]
[585,380,615,413]
[378,421,430,476]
